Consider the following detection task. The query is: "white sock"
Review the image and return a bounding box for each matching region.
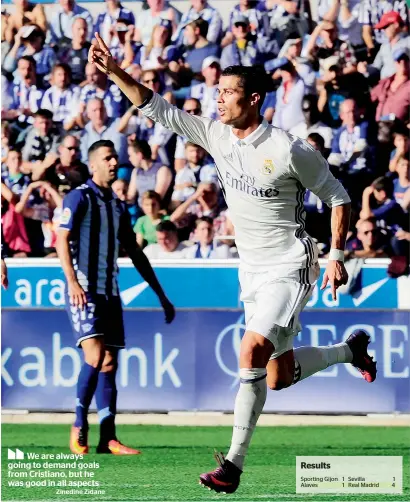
[293,344,353,384]
[226,368,267,471]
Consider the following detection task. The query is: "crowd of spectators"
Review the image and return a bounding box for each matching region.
[1,0,409,266]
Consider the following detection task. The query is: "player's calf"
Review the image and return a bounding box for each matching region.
[266,350,294,391]
[267,377,292,391]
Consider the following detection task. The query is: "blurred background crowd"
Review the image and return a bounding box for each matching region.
[1,0,409,265]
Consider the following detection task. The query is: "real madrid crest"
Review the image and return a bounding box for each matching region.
[262,159,274,175]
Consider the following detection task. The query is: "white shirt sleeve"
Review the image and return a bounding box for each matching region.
[138,92,216,153]
[289,138,351,208]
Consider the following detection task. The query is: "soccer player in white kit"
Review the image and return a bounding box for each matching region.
[89,35,377,494]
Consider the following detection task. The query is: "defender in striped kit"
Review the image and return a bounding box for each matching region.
[89,34,377,492]
[57,140,175,455]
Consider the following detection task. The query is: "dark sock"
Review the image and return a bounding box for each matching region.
[95,370,117,442]
[75,363,100,428]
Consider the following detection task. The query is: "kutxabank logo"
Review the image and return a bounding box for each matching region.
[215,314,246,387]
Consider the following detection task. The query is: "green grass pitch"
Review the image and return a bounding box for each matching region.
[2,424,409,501]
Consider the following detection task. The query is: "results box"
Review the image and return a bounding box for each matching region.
[296,456,402,494]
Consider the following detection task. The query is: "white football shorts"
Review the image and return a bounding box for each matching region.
[239,263,320,359]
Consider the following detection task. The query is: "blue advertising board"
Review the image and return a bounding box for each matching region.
[2,259,407,310]
[2,310,409,413]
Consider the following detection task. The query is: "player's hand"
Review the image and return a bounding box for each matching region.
[88,33,116,75]
[160,296,175,324]
[321,260,348,301]
[1,259,8,290]
[68,280,87,310]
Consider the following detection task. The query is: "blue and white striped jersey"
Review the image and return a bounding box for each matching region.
[41,85,80,124]
[94,7,135,41]
[59,179,134,296]
[358,0,409,44]
[8,82,44,125]
[79,83,125,118]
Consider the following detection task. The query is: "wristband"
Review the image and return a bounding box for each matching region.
[329,248,345,262]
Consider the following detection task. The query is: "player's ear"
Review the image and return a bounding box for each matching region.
[250,92,260,109]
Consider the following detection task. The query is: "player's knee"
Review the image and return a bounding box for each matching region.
[84,350,105,369]
[240,332,273,367]
[101,360,117,373]
[267,376,292,391]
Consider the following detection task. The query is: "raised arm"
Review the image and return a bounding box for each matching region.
[89,33,215,152]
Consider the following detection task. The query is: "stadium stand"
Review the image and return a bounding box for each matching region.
[1,0,409,268]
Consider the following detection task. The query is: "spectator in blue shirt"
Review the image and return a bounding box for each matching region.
[257,0,304,46]
[2,148,31,197]
[276,37,315,92]
[49,0,93,44]
[360,176,407,233]
[182,18,220,75]
[189,56,221,120]
[3,25,57,87]
[358,0,408,54]
[392,156,410,209]
[271,58,306,131]
[221,16,266,69]
[40,63,80,128]
[317,0,363,48]
[139,20,180,72]
[328,99,370,174]
[108,18,141,69]
[57,17,91,85]
[260,91,276,123]
[80,98,128,165]
[76,63,125,125]
[93,0,135,43]
[172,0,223,46]
[1,56,43,128]
[389,128,409,173]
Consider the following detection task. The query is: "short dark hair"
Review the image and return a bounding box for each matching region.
[18,55,36,68]
[52,62,72,80]
[156,220,177,233]
[25,25,46,45]
[221,65,268,111]
[307,132,325,152]
[34,109,53,120]
[195,216,213,228]
[360,217,377,227]
[88,139,115,158]
[189,18,209,38]
[7,147,22,156]
[185,141,203,149]
[130,139,152,159]
[141,190,161,204]
[372,176,394,197]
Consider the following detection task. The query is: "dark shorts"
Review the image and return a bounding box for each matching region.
[65,293,125,348]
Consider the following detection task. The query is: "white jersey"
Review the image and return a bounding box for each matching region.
[138,93,350,273]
